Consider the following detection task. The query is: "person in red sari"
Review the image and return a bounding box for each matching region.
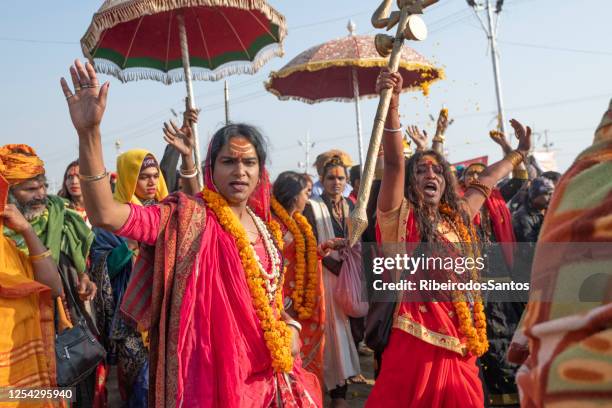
[272,171,335,396]
[59,60,321,408]
[365,70,532,408]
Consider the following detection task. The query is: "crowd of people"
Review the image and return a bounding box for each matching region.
[0,59,609,408]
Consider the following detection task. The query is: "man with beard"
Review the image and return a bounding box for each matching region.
[1,144,98,407]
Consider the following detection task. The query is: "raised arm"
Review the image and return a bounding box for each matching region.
[431,108,450,155]
[406,125,428,153]
[377,69,405,213]
[60,60,130,231]
[162,100,200,195]
[489,128,529,201]
[3,204,63,298]
[463,119,532,218]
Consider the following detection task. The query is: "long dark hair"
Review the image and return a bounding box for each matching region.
[273,171,308,211]
[57,159,79,203]
[207,123,268,176]
[404,150,471,243]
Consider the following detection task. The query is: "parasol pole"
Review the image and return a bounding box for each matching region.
[348,0,437,246]
[224,80,230,124]
[177,13,203,189]
[352,68,365,171]
[348,20,365,171]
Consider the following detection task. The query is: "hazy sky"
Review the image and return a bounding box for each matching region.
[1,0,610,191]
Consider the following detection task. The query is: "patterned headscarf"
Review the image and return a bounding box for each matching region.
[0,144,45,186]
[114,149,168,206]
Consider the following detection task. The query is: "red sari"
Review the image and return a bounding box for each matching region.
[118,156,321,407]
[366,199,484,408]
[278,221,326,389]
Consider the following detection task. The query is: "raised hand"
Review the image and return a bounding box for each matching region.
[489,130,512,155]
[509,119,532,154]
[182,98,200,129]
[406,125,428,151]
[375,69,403,96]
[163,119,194,156]
[435,108,450,137]
[60,60,109,135]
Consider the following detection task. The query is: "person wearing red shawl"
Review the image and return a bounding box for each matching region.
[459,160,524,406]
[408,117,530,407]
[365,70,532,408]
[59,60,321,408]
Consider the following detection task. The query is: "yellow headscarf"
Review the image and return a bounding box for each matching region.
[113,149,168,206]
[0,144,45,186]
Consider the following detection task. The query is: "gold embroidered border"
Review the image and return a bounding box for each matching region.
[394,315,467,356]
[489,393,519,406]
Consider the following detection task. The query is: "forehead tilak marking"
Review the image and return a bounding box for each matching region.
[228,138,255,157]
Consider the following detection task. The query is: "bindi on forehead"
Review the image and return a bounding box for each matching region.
[419,156,439,166]
[228,137,256,158]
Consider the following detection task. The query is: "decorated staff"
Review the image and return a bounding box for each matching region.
[349,0,439,246]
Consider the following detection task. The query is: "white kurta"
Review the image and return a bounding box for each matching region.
[309,197,360,390]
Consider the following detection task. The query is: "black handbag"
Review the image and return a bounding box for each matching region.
[55,272,106,387]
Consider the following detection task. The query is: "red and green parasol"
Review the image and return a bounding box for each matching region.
[80,0,287,186]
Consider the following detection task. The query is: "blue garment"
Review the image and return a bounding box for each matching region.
[128,360,149,408]
[90,228,147,407]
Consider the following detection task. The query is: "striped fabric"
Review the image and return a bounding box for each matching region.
[516,114,612,407]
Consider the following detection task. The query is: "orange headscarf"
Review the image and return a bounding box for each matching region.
[0,144,45,186]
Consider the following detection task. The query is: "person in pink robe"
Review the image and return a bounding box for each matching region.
[59,60,321,408]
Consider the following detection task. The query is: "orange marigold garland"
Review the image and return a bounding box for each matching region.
[439,204,489,357]
[271,198,306,310]
[293,212,319,320]
[202,188,293,372]
[270,197,319,320]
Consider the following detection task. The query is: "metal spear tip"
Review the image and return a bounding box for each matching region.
[348,206,368,247]
[347,20,357,36]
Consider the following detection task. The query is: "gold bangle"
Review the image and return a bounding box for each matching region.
[512,169,529,180]
[467,180,492,198]
[504,151,524,168]
[79,169,108,182]
[433,136,445,143]
[30,249,52,262]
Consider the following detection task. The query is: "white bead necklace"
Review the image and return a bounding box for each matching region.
[247,207,281,303]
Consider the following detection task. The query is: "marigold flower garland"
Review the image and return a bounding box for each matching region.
[270,197,319,320]
[202,188,293,372]
[439,204,489,357]
[293,212,319,320]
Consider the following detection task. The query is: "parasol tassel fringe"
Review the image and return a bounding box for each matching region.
[82,0,287,56]
[93,42,283,85]
[263,89,418,105]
